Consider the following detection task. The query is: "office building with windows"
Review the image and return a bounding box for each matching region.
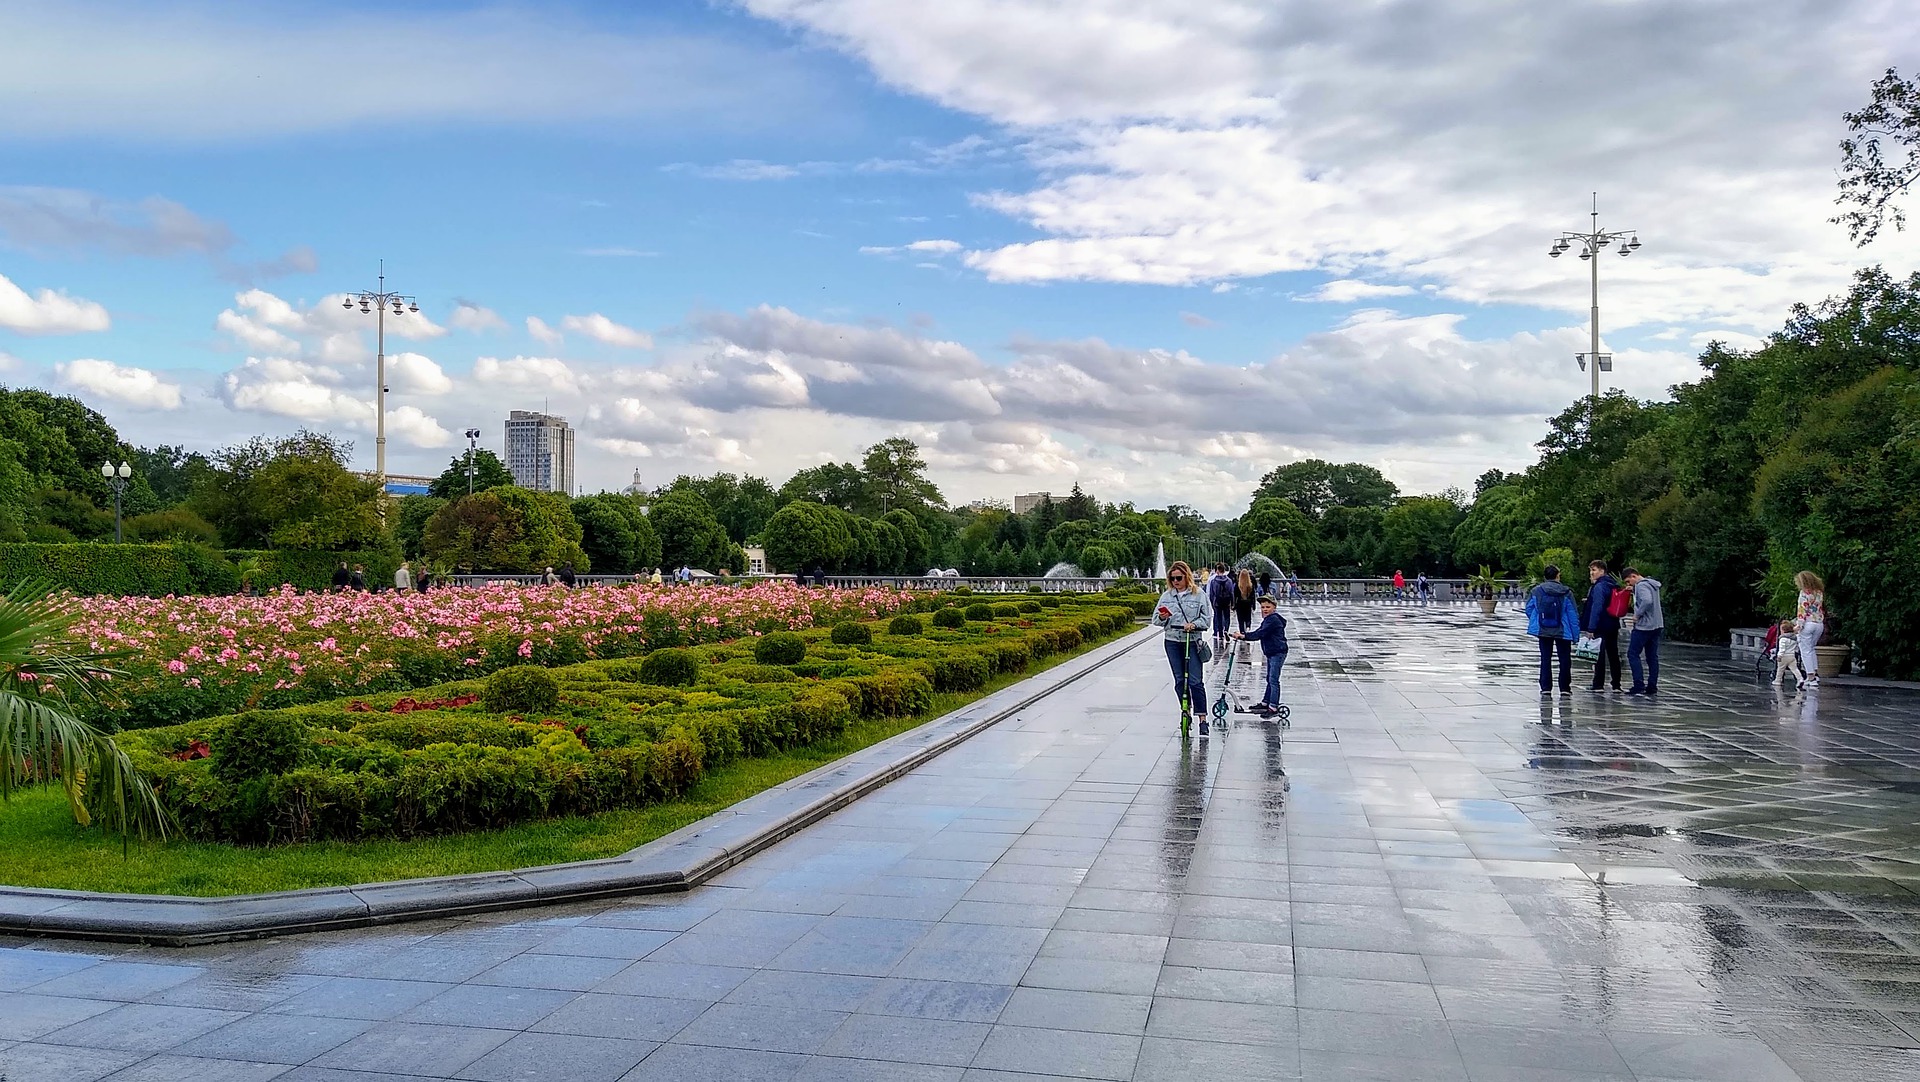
[1014,492,1053,515]
[504,410,576,494]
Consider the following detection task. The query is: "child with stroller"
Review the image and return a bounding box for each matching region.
[1773,617,1808,687]
[1230,594,1289,716]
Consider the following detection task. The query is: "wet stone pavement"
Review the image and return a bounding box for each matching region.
[6,606,1920,1081]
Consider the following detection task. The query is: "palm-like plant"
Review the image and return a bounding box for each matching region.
[0,581,168,839]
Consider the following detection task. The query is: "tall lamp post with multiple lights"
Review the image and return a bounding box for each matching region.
[464,428,483,495]
[341,262,420,486]
[100,460,132,543]
[1548,194,1642,403]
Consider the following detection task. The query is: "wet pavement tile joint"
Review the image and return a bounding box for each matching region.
[5,606,1920,1080]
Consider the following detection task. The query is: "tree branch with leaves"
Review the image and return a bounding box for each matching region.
[1835,67,1920,246]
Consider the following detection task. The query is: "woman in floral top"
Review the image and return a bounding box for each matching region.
[1794,571,1827,688]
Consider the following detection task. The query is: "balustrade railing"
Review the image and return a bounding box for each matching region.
[438,573,1527,602]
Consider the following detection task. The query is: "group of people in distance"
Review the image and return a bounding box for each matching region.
[1152,560,1290,735]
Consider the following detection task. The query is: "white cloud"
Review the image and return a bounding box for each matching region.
[0,272,110,334]
[741,0,1920,334]
[526,316,563,346]
[1300,280,1417,304]
[218,354,449,447]
[861,238,964,256]
[55,359,182,410]
[214,308,299,353]
[0,6,819,140]
[449,301,507,333]
[386,352,453,395]
[474,355,581,394]
[560,312,653,349]
[385,405,451,447]
[1178,311,1214,328]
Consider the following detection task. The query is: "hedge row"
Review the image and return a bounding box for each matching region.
[111,600,1141,843]
[0,542,400,597]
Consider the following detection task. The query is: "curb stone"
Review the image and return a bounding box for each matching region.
[0,625,1160,947]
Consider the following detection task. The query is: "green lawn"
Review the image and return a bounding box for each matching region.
[0,630,1133,897]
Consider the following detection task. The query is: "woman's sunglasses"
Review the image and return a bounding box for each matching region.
[1169,574,1188,582]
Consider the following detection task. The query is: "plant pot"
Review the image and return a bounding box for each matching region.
[1815,643,1852,677]
[1477,598,1496,616]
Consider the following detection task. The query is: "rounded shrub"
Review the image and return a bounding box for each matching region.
[639,647,701,687]
[484,665,560,715]
[1039,596,1061,608]
[831,621,874,646]
[755,631,808,665]
[953,585,973,596]
[1018,600,1043,614]
[964,602,993,621]
[992,604,1019,618]
[210,710,310,783]
[931,607,967,630]
[888,614,923,636]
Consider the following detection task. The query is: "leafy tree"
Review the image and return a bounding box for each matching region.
[393,495,445,560]
[664,473,778,543]
[573,493,659,573]
[428,449,514,499]
[777,462,868,513]
[1472,468,1512,497]
[650,490,735,571]
[861,437,944,513]
[124,508,221,544]
[1236,498,1317,570]
[1450,486,1544,573]
[1834,67,1920,245]
[1254,459,1398,519]
[422,488,586,572]
[1058,483,1098,522]
[189,431,374,550]
[1318,505,1387,576]
[762,501,853,573]
[29,489,114,541]
[883,508,931,571]
[1382,497,1466,574]
[129,445,214,510]
[0,387,131,508]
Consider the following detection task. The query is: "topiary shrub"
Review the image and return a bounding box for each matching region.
[931,607,967,630]
[485,665,560,714]
[755,631,807,665]
[1039,596,1061,608]
[964,602,993,621]
[1018,600,1043,614]
[953,585,973,596]
[992,604,1019,618]
[639,647,700,687]
[888,614,923,636]
[830,621,874,646]
[210,710,310,783]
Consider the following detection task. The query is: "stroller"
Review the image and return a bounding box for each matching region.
[1210,638,1290,728]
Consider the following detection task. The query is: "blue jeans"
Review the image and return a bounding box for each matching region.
[1164,639,1207,714]
[1262,652,1285,706]
[1628,628,1661,691]
[1538,636,1571,692]
[1211,604,1231,638]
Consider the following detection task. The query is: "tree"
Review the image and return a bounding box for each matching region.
[664,473,779,543]
[1254,460,1398,519]
[1058,483,1098,522]
[573,493,659,573]
[188,430,378,550]
[0,387,132,509]
[1382,497,1466,574]
[1450,486,1544,574]
[393,495,446,560]
[1834,67,1920,245]
[423,489,587,572]
[777,462,868,513]
[129,445,214,510]
[761,501,853,573]
[883,509,931,571]
[429,449,514,499]
[861,437,944,513]
[1235,498,1317,570]
[124,508,220,545]
[650,490,735,571]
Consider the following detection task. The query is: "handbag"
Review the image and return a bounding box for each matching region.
[1171,593,1212,663]
[1572,635,1601,661]
[1605,586,1632,619]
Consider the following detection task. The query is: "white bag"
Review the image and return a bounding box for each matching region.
[1572,635,1601,661]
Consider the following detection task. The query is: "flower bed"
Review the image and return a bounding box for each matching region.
[111,600,1140,844]
[68,582,912,730]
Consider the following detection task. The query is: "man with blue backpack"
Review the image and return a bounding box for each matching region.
[1206,563,1236,642]
[1527,564,1583,696]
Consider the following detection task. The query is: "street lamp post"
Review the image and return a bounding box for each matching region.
[1548,194,1643,402]
[341,260,421,486]
[464,428,482,495]
[100,461,132,542]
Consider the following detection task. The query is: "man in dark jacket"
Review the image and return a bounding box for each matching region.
[330,561,351,592]
[1526,565,1581,696]
[1584,560,1623,691]
[1206,564,1234,641]
[348,564,368,592]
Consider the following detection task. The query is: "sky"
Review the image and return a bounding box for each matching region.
[2,0,1917,519]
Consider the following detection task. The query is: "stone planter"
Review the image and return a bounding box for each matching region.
[1815,643,1852,677]
[1478,597,1497,616]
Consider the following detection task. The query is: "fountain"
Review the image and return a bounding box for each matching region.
[1153,541,1167,582]
[1043,562,1087,579]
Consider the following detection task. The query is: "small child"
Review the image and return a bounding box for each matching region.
[1774,618,1807,686]
[1230,594,1289,714]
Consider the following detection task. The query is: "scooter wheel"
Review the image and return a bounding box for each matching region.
[1277,704,1291,725]
[1212,697,1229,719]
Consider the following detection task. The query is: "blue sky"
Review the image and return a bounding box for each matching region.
[2,1,1916,516]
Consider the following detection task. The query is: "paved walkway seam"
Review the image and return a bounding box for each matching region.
[0,626,1160,947]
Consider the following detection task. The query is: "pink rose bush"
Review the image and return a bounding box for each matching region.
[70,582,911,729]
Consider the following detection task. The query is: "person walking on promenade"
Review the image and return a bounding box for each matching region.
[1230,594,1289,716]
[1774,617,1810,687]
[1584,560,1624,691]
[1206,562,1235,642]
[348,564,368,592]
[1794,571,1827,689]
[1392,569,1406,599]
[541,566,560,586]
[330,561,351,592]
[394,561,413,592]
[1416,572,1431,602]
[1623,567,1664,695]
[1256,570,1273,599]
[1233,568,1257,634]
[558,562,577,588]
[1526,564,1582,696]
[415,566,432,592]
[650,567,665,585]
[1154,560,1212,737]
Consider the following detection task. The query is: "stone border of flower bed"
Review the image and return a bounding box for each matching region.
[0,625,1159,947]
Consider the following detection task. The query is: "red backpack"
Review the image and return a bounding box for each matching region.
[1605,582,1632,619]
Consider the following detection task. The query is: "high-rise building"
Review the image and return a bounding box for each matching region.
[504,410,576,494]
[1014,492,1053,515]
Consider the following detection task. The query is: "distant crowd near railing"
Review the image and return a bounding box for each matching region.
[440,573,1529,603]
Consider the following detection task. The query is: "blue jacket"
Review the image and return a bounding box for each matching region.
[1206,573,1235,608]
[1584,576,1620,634]
[1525,581,1581,640]
[1239,611,1289,657]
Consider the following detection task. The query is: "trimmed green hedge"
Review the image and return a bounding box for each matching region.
[112,601,1139,843]
[0,542,400,596]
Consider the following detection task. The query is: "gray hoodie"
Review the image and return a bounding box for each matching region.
[1153,587,1211,643]
[1631,576,1664,631]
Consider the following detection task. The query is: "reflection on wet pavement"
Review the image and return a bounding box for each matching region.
[4,606,1919,1080]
